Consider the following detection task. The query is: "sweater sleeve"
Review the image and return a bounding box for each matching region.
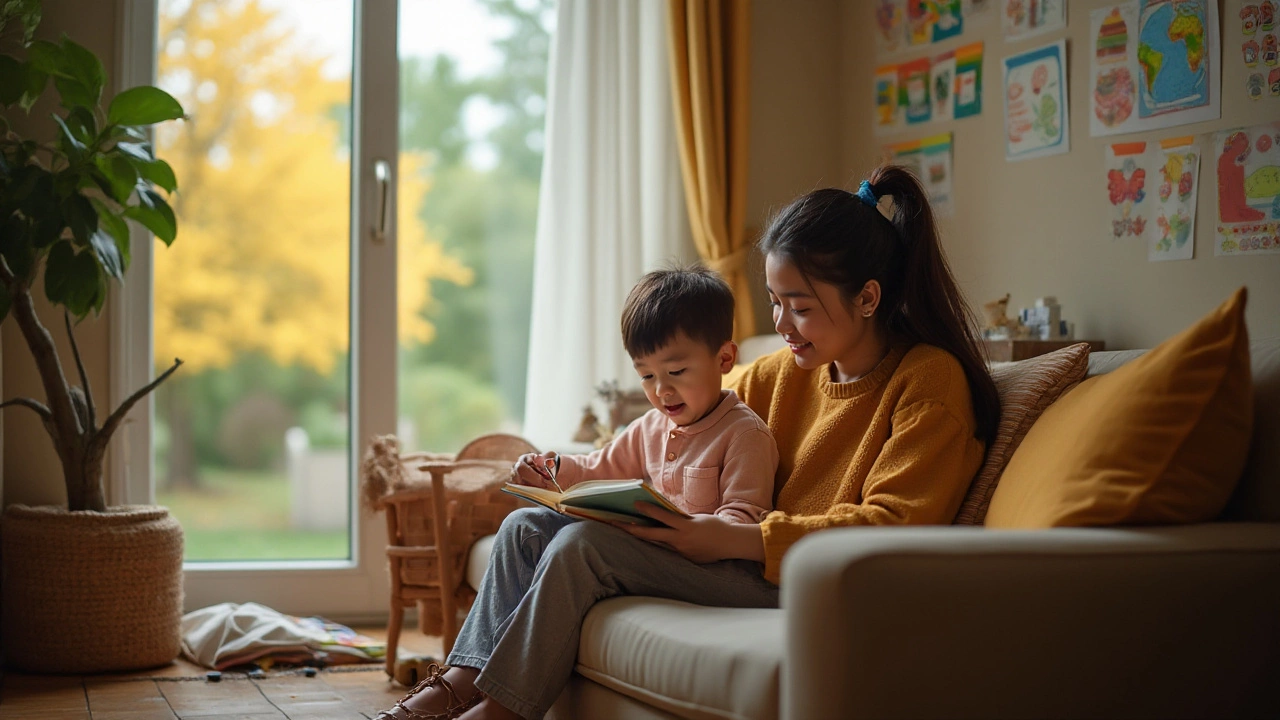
[554,414,651,488]
[758,400,985,584]
[713,427,779,524]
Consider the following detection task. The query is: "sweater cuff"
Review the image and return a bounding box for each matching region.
[760,511,808,585]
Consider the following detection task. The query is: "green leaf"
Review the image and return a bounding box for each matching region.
[52,112,85,156]
[108,86,184,126]
[18,65,46,111]
[93,154,137,204]
[137,158,177,193]
[89,228,122,279]
[66,106,96,143]
[44,241,103,318]
[3,0,42,44]
[62,192,96,244]
[54,76,95,111]
[124,190,176,245]
[114,140,153,163]
[59,37,104,106]
[0,54,23,105]
[92,197,131,271]
[26,40,64,77]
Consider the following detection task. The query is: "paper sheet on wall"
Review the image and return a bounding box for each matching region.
[875,65,901,132]
[899,57,933,124]
[1002,0,1066,41]
[1105,142,1151,242]
[876,0,908,56]
[962,0,997,26]
[1089,1,1220,137]
[954,42,985,118]
[1003,40,1069,161]
[908,0,965,46]
[1214,123,1280,256]
[1151,137,1200,262]
[932,51,957,121]
[884,133,955,217]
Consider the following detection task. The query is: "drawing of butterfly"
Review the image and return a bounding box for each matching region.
[1107,167,1147,205]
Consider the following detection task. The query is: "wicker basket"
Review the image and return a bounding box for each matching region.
[1,504,185,673]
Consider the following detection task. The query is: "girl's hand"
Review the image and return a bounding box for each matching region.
[621,504,764,564]
[511,452,559,490]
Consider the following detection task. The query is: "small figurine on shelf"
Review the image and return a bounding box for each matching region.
[572,406,605,445]
[981,293,1028,340]
[1018,296,1075,340]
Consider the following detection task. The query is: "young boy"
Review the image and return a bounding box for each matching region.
[512,266,777,523]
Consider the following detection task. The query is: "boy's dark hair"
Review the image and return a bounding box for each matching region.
[621,265,734,358]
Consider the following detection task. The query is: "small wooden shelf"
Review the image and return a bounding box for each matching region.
[982,339,1106,362]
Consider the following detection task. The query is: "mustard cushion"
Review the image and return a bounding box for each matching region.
[985,288,1254,528]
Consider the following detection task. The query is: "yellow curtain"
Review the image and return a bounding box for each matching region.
[667,0,754,340]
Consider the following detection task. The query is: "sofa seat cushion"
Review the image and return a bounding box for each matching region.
[575,597,783,720]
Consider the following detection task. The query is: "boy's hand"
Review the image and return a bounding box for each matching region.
[621,504,764,564]
[511,452,560,490]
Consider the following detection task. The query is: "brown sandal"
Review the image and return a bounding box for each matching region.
[376,663,483,720]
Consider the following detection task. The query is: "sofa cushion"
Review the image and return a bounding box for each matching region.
[985,288,1253,528]
[954,343,1091,525]
[575,597,783,720]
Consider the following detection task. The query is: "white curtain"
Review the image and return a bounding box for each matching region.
[522,0,694,451]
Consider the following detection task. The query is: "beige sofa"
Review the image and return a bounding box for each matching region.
[524,338,1280,719]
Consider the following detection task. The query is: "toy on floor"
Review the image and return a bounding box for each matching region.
[394,655,441,687]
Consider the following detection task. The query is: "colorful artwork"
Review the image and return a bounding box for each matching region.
[876,0,907,56]
[876,65,900,131]
[1002,0,1066,41]
[1105,142,1151,240]
[1215,123,1280,256]
[954,42,985,118]
[899,57,933,124]
[1090,0,1220,136]
[1003,41,1069,161]
[1152,137,1199,261]
[884,132,955,216]
[908,0,965,45]
[932,51,957,121]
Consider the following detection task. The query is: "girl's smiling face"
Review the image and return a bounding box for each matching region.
[765,253,881,379]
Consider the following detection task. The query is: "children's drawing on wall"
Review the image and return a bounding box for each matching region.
[932,51,957,120]
[1003,40,1069,161]
[954,42,985,117]
[908,0,965,45]
[1090,0,1219,136]
[1215,124,1280,256]
[884,133,955,216]
[1002,0,1066,41]
[1106,142,1150,242]
[1152,137,1200,262]
[875,65,901,132]
[899,57,933,123]
[876,0,907,56]
[963,0,996,26]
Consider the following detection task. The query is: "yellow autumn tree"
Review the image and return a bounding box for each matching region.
[152,0,471,484]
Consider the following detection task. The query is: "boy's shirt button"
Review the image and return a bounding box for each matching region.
[666,452,676,461]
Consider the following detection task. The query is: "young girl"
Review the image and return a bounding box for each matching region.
[377,165,998,720]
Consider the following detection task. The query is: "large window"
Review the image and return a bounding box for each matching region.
[150,0,551,567]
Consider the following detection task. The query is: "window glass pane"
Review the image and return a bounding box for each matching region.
[395,0,554,453]
[153,0,354,561]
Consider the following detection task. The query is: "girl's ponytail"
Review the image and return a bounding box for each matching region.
[866,166,999,445]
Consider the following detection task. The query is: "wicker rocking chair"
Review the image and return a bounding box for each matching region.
[361,432,536,676]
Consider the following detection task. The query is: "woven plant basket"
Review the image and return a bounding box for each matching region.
[1,504,184,673]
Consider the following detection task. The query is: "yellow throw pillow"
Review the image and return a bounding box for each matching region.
[985,288,1253,528]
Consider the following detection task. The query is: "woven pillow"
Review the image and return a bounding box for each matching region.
[953,342,1091,525]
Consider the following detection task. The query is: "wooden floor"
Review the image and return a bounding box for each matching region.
[0,629,442,719]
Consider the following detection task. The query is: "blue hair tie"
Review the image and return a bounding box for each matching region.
[854,180,879,208]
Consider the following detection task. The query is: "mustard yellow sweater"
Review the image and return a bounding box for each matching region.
[732,343,985,584]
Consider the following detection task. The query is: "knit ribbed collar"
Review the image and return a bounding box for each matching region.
[818,344,908,399]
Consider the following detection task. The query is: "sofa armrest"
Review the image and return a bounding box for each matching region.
[781,524,1280,720]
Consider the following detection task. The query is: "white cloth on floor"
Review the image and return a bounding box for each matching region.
[180,602,381,670]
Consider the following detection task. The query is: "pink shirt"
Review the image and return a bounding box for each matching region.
[555,390,778,523]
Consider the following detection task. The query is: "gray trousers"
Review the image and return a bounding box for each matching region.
[445,507,779,719]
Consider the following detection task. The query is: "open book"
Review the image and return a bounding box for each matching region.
[501,479,691,527]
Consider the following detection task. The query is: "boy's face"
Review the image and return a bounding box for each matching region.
[633,330,737,426]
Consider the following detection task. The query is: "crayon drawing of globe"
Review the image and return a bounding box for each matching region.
[1136,1,1207,116]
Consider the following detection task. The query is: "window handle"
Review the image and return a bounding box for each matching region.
[372,159,391,244]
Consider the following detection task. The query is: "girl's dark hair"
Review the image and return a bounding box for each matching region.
[759,165,999,445]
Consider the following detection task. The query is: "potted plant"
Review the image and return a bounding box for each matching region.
[0,2,187,672]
